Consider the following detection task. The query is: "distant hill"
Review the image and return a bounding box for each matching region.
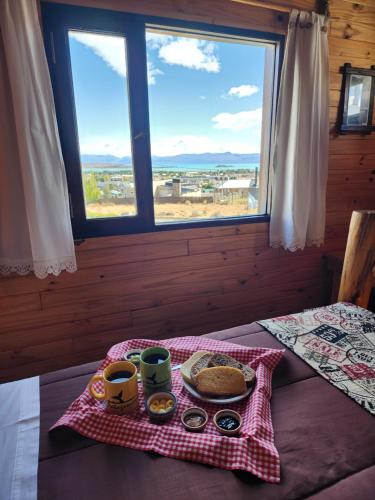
[153,152,260,164]
[81,154,131,165]
[81,152,260,165]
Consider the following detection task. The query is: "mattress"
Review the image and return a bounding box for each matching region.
[38,322,375,499]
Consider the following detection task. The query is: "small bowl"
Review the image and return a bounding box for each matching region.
[123,349,142,369]
[181,407,208,432]
[213,409,242,436]
[145,391,177,422]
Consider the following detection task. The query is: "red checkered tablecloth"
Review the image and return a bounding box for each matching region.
[51,336,284,483]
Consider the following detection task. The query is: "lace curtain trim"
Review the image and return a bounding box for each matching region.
[0,258,77,279]
[270,238,325,252]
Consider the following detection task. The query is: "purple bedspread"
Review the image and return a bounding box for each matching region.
[38,323,375,499]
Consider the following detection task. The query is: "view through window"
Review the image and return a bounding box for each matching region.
[146,29,273,223]
[68,31,137,219]
[67,26,274,224]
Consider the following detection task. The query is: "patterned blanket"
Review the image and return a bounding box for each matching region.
[258,302,375,415]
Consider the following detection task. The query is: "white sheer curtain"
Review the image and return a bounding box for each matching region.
[0,0,77,279]
[270,9,329,251]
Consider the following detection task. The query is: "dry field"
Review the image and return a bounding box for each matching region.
[86,201,258,221]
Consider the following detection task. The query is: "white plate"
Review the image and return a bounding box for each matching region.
[182,379,254,404]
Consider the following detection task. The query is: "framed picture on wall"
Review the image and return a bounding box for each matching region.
[338,63,375,134]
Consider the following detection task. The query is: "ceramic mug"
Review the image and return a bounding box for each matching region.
[140,347,172,396]
[88,360,138,414]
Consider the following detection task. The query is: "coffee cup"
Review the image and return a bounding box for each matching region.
[140,347,172,396]
[88,360,138,414]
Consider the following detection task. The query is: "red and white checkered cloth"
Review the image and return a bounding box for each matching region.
[51,337,284,483]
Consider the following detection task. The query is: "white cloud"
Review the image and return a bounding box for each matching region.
[146,32,173,49]
[228,84,259,98]
[212,108,262,131]
[79,137,132,158]
[151,135,219,156]
[147,62,163,85]
[70,32,127,77]
[70,31,162,85]
[199,95,207,100]
[151,134,259,156]
[147,33,220,73]
[147,32,221,74]
[80,133,260,157]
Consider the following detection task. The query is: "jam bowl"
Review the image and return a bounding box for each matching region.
[145,391,177,421]
[181,407,208,432]
[213,409,242,436]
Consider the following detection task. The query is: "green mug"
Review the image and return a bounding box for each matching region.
[140,347,172,396]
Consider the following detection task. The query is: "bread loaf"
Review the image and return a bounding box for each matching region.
[209,353,242,369]
[180,351,212,385]
[241,365,256,385]
[209,353,256,385]
[195,366,247,396]
[190,353,213,385]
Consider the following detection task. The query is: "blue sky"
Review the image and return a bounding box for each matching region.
[68,30,267,157]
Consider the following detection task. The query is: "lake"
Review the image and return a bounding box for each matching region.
[82,162,260,173]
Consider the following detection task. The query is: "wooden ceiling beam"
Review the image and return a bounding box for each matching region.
[230,0,291,12]
[341,0,374,5]
[230,0,328,15]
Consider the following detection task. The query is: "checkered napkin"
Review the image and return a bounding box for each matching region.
[51,336,284,483]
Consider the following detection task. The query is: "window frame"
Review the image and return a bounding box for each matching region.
[42,1,284,239]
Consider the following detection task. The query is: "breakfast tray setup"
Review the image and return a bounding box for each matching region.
[51,336,284,483]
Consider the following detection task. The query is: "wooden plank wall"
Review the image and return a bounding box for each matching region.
[0,0,374,382]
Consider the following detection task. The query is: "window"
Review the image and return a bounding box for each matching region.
[42,3,283,238]
[68,31,137,219]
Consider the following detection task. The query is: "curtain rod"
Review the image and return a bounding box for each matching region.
[230,0,330,16]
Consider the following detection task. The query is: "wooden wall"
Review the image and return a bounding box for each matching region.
[1,0,374,382]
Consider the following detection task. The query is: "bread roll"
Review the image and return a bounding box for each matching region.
[195,366,247,396]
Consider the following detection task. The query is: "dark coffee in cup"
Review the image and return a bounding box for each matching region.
[107,370,133,383]
[143,353,167,365]
[88,360,138,415]
[140,347,172,396]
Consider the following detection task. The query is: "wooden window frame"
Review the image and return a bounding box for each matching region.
[42,1,284,239]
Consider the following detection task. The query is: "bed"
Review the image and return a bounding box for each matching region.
[38,322,375,500]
